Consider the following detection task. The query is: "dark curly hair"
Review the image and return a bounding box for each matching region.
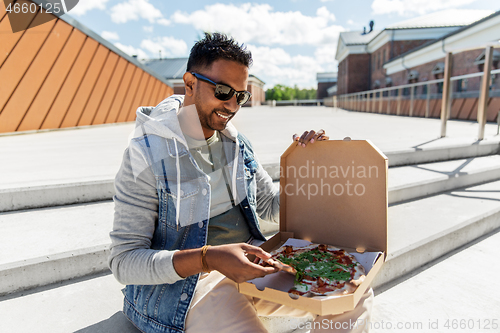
[186,32,252,72]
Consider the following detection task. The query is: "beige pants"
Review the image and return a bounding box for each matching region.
[185,271,374,333]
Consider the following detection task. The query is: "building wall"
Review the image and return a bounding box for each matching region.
[0,3,173,133]
[386,48,500,95]
[245,82,265,107]
[338,46,500,123]
[173,83,185,95]
[338,54,371,94]
[317,82,336,99]
[370,40,433,89]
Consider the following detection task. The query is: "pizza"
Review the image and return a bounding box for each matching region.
[261,243,366,297]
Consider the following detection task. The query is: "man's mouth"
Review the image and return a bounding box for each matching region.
[215,111,230,120]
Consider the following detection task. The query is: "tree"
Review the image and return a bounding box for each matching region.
[265,84,317,100]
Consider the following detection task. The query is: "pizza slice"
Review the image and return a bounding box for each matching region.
[260,243,366,297]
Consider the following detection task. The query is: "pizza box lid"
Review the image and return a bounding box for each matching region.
[278,139,388,255]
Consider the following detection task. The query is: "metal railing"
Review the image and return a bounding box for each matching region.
[337,46,500,140]
[266,99,323,106]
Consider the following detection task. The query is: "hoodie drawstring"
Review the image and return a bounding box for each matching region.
[231,142,238,203]
[173,138,181,231]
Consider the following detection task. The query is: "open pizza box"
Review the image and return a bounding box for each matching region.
[238,139,388,316]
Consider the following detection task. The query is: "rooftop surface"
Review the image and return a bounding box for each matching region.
[386,9,494,29]
[142,57,188,80]
[339,30,381,45]
[0,105,499,190]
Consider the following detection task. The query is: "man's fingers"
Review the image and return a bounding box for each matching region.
[293,134,299,141]
[311,129,325,143]
[299,130,316,147]
[242,244,272,260]
[299,131,308,146]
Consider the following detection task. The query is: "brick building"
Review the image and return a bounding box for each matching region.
[336,9,500,123]
[316,72,338,99]
[335,9,494,95]
[143,58,265,107]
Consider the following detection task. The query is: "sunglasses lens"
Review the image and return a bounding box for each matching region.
[214,85,234,101]
[236,92,251,105]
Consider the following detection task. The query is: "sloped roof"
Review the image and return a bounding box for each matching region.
[340,30,382,45]
[387,9,494,29]
[386,10,500,67]
[142,58,188,80]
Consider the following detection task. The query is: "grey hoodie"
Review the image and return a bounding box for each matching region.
[108,95,279,285]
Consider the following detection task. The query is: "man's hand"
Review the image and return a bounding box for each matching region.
[293,129,329,147]
[206,243,278,283]
[172,243,278,283]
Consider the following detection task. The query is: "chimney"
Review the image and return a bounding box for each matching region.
[369,20,374,33]
[362,27,366,35]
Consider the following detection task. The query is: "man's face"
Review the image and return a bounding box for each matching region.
[192,59,249,136]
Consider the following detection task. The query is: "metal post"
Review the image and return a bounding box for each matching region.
[440,52,453,138]
[425,83,430,118]
[379,92,383,113]
[397,88,402,116]
[478,46,493,140]
[387,91,391,114]
[409,85,414,117]
[497,110,500,135]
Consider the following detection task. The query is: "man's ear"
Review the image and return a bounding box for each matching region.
[183,72,195,96]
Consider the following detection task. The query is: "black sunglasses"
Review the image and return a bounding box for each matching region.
[191,72,252,106]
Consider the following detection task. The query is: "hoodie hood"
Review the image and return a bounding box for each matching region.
[132,94,239,147]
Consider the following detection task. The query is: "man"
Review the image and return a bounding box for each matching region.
[109,33,371,333]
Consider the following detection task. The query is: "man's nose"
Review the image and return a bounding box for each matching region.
[223,94,240,112]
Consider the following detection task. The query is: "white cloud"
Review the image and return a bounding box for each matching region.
[171,3,344,46]
[157,18,171,26]
[320,0,335,2]
[114,42,148,59]
[315,44,339,71]
[101,31,119,41]
[347,19,355,25]
[316,6,336,21]
[71,0,109,16]
[143,26,154,32]
[247,44,323,89]
[140,36,189,58]
[371,0,477,16]
[110,0,164,24]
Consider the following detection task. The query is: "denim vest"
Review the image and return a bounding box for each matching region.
[122,131,266,333]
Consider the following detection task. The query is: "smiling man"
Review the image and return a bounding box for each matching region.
[108,33,371,333]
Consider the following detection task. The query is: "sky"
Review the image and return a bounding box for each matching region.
[68,0,500,89]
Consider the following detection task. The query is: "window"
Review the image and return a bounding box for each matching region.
[457,79,468,93]
[437,82,443,94]
[422,84,428,96]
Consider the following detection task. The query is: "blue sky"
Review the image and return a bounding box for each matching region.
[69,0,500,89]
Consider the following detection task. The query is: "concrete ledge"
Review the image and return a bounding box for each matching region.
[0,245,110,297]
[386,140,500,167]
[388,161,500,204]
[0,181,114,212]
[2,141,498,212]
[374,210,500,289]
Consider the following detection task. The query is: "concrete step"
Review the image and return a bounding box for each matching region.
[1,226,498,333]
[388,154,500,204]
[2,178,500,297]
[2,153,500,212]
[0,201,114,296]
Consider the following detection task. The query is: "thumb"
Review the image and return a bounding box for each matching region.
[292,134,299,141]
[242,244,272,260]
